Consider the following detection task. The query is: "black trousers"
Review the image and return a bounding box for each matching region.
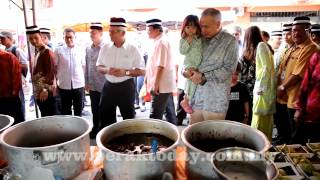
[292,121,320,143]
[176,89,186,125]
[89,90,101,135]
[150,93,177,125]
[288,108,299,143]
[58,87,84,116]
[36,96,57,117]
[0,97,24,125]
[99,79,135,128]
[274,103,292,144]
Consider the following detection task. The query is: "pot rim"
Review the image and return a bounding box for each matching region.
[0,115,92,150]
[0,114,14,133]
[211,147,279,180]
[96,118,180,157]
[181,120,271,154]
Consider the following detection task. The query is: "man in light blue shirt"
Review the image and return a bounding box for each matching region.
[186,8,238,124]
[85,22,106,138]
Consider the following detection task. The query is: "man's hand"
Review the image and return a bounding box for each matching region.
[51,84,57,96]
[97,66,109,75]
[277,85,285,98]
[151,83,160,96]
[109,68,125,77]
[39,89,49,102]
[294,110,303,124]
[85,84,92,92]
[190,71,203,85]
[182,68,196,78]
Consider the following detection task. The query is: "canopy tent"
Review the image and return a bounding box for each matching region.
[63,22,135,32]
[3,0,319,33]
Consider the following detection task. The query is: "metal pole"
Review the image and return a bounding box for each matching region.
[32,0,36,25]
[22,0,39,118]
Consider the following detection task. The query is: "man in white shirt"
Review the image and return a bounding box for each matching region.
[145,19,177,125]
[97,17,145,127]
[55,28,85,116]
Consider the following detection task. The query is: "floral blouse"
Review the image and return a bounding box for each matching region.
[239,56,256,100]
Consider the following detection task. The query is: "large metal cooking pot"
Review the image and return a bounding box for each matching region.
[212,147,278,180]
[0,114,14,161]
[0,115,14,133]
[181,120,270,179]
[0,115,92,179]
[96,119,180,180]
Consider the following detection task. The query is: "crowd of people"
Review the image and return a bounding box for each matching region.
[0,8,319,143]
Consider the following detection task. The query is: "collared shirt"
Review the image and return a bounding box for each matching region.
[55,45,85,89]
[6,45,28,65]
[85,42,106,92]
[32,45,56,98]
[277,38,318,108]
[145,34,176,93]
[96,41,145,83]
[0,50,21,97]
[192,30,238,113]
[276,46,293,104]
[296,51,320,122]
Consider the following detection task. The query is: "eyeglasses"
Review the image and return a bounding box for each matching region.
[147,27,155,32]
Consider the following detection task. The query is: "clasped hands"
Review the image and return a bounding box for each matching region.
[183,68,203,85]
[102,67,126,77]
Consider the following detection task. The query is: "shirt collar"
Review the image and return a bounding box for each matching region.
[154,33,163,41]
[36,45,46,52]
[205,29,224,44]
[111,40,128,50]
[296,38,313,49]
[91,41,104,48]
[5,45,15,51]
[64,44,75,49]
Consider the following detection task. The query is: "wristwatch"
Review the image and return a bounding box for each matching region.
[200,73,207,85]
[125,70,130,76]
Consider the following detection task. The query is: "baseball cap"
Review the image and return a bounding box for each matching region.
[0,31,13,39]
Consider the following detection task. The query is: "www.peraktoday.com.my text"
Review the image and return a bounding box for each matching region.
[40,151,265,164]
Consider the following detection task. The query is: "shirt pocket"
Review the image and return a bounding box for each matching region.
[120,52,132,68]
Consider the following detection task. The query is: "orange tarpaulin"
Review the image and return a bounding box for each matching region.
[63,22,135,32]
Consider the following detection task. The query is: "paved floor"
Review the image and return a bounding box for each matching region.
[24,77,189,122]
